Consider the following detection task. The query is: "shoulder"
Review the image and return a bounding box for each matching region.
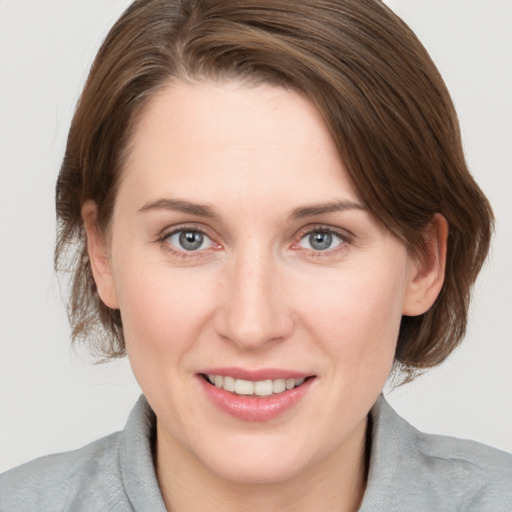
[361,396,512,512]
[0,396,163,512]
[414,428,512,510]
[0,432,129,512]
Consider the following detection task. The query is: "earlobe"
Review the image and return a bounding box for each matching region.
[81,201,119,309]
[402,214,449,316]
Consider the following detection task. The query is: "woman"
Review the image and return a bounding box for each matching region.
[1,0,511,510]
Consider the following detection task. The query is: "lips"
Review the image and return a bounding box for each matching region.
[198,368,315,421]
[204,374,306,397]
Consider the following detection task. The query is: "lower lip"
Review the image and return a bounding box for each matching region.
[198,376,315,422]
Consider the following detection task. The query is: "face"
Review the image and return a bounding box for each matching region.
[88,81,430,485]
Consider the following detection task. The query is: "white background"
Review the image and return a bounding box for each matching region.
[1,1,511,473]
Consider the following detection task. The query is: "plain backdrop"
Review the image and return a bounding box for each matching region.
[0,0,511,473]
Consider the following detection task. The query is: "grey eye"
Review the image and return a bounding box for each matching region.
[309,232,332,250]
[179,231,203,250]
[299,230,343,251]
[167,230,212,251]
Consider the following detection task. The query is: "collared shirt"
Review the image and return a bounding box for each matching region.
[1,395,511,511]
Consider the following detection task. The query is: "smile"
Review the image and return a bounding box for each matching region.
[198,371,316,421]
[204,374,306,397]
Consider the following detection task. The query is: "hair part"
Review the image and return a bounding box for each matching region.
[55,0,493,377]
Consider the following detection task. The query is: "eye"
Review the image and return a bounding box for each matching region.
[298,230,344,251]
[166,229,214,252]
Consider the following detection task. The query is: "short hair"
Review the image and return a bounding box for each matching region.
[55,0,493,377]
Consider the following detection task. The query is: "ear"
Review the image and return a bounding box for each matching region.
[82,200,119,309]
[402,214,449,316]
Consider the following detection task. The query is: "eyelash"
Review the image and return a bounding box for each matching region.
[292,225,351,258]
[157,224,219,260]
[157,224,352,260]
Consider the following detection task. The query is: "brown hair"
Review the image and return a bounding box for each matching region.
[55,0,493,375]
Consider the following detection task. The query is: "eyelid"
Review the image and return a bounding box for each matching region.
[167,230,214,251]
[291,224,353,256]
[294,224,353,243]
[158,223,214,241]
[157,223,221,256]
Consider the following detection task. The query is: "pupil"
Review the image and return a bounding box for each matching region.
[179,231,203,250]
[310,232,332,250]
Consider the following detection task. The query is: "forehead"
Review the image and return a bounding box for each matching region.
[120,80,361,213]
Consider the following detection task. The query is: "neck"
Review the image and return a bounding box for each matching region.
[154,417,369,512]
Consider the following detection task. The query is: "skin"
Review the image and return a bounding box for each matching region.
[83,81,447,512]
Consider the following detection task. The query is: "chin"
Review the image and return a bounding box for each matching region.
[206,450,310,485]
[192,429,327,486]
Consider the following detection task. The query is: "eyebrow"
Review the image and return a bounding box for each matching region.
[137,197,366,220]
[289,200,366,220]
[138,198,217,217]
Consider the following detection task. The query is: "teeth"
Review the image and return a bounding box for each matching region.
[206,375,307,396]
[223,376,236,392]
[235,379,254,395]
[273,379,286,393]
[254,380,273,396]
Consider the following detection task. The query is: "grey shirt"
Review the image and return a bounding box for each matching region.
[1,395,511,511]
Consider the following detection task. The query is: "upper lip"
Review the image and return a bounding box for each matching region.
[199,367,313,381]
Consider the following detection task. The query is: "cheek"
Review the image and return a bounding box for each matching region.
[292,264,406,368]
[115,265,222,408]
[115,263,217,358]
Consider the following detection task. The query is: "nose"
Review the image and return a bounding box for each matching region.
[214,247,295,351]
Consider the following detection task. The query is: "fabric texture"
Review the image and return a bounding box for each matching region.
[1,395,511,511]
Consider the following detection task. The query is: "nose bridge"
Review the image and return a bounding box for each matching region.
[216,239,293,349]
